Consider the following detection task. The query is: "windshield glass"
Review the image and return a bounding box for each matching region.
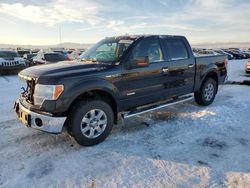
[0,51,20,58]
[79,38,135,64]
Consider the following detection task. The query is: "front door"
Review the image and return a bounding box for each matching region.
[119,36,171,109]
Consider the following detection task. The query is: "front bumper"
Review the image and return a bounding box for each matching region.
[14,99,66,133]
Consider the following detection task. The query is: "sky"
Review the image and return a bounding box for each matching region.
[0,0,249,45]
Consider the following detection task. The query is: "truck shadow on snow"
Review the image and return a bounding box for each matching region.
[226,80,250,86]
[226,72,250,86]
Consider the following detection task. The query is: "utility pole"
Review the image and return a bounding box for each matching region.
[59,25,62,46]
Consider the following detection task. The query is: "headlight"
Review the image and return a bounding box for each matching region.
[34,84,64,106]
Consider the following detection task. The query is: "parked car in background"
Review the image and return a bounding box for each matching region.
[68,50,82,60]
[23,53,37,66]
[232,49,250,59]
[214,49,234,60]
[195,49,220,56]
[78,49,86,53]
[0,50,27,74]
[31,49,40,54]
[33,52,66,65]
[53,50,70,60]
[245,61,250,73]
[241,51,250,59]
[223,49,246,59]
[17,49,30,57]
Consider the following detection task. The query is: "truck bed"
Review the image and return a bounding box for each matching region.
[194,54,227,91]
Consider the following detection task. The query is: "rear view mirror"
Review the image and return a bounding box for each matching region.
[130,57,149,69]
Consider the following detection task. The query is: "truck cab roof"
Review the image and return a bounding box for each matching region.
[105,35,186,40]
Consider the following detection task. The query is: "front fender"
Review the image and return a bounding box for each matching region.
[56,78,120,113]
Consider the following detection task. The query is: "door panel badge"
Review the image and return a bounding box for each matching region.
[105,74,121,78]
[126,92,135,96]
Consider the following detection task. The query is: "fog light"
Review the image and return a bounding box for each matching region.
[35,118,43,127]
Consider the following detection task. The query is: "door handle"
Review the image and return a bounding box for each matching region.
[188,64,194,68]
[162,67,169,73]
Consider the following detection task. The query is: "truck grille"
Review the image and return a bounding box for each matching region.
[1,61,20,66]
[22,79,36,104]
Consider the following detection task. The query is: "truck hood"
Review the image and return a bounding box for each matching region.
[19,61,110,82]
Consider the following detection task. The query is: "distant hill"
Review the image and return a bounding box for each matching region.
[0,42,249,50]
[0,42,93,50]
[192,42,250,49]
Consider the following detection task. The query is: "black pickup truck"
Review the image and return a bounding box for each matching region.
[14,35,227,146]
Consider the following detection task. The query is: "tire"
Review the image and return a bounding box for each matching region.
[194,78,217,106]
[68,100,114,146]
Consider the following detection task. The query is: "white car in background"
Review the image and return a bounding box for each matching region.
[0,50,27,74]
[245,61,250,74]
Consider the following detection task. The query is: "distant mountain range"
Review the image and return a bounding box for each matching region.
[192,42,250,49]
[0,42,93,50]
[0,42,249,50]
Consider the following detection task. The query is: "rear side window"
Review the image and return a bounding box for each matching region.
[132,38,163,63]
[163,39,188,60]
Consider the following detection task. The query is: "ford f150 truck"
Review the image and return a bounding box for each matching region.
[14,35,227,146]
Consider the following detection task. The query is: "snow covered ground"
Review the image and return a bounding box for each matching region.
[0,60,250,187]
[227,59,250,82]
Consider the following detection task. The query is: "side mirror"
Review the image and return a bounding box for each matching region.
[130,57,149,69]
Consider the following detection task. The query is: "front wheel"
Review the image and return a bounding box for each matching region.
[194,78,217,106]
[68,100,114,146]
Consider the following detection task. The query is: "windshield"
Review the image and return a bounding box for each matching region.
[79,38,135,64]
[0,51,20,58]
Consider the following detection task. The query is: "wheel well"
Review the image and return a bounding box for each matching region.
[203,71,218,92]
[68,90,118,123]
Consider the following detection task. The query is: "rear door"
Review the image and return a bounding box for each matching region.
[161,37,195,95]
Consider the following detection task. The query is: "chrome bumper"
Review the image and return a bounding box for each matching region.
[14,100,66,133]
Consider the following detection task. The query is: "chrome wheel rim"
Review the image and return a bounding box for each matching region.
[204,83,214,101]
[80,109,107,139]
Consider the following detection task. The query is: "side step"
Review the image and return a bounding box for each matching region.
[122,94,194,119]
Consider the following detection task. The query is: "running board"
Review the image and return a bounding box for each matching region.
[122,94,194,119]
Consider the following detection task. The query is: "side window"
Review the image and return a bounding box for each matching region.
[163,39,188,60]
[132,39,163,63]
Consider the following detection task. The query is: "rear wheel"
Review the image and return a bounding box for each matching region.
[194,78,217,106]
[68,100,114,146]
